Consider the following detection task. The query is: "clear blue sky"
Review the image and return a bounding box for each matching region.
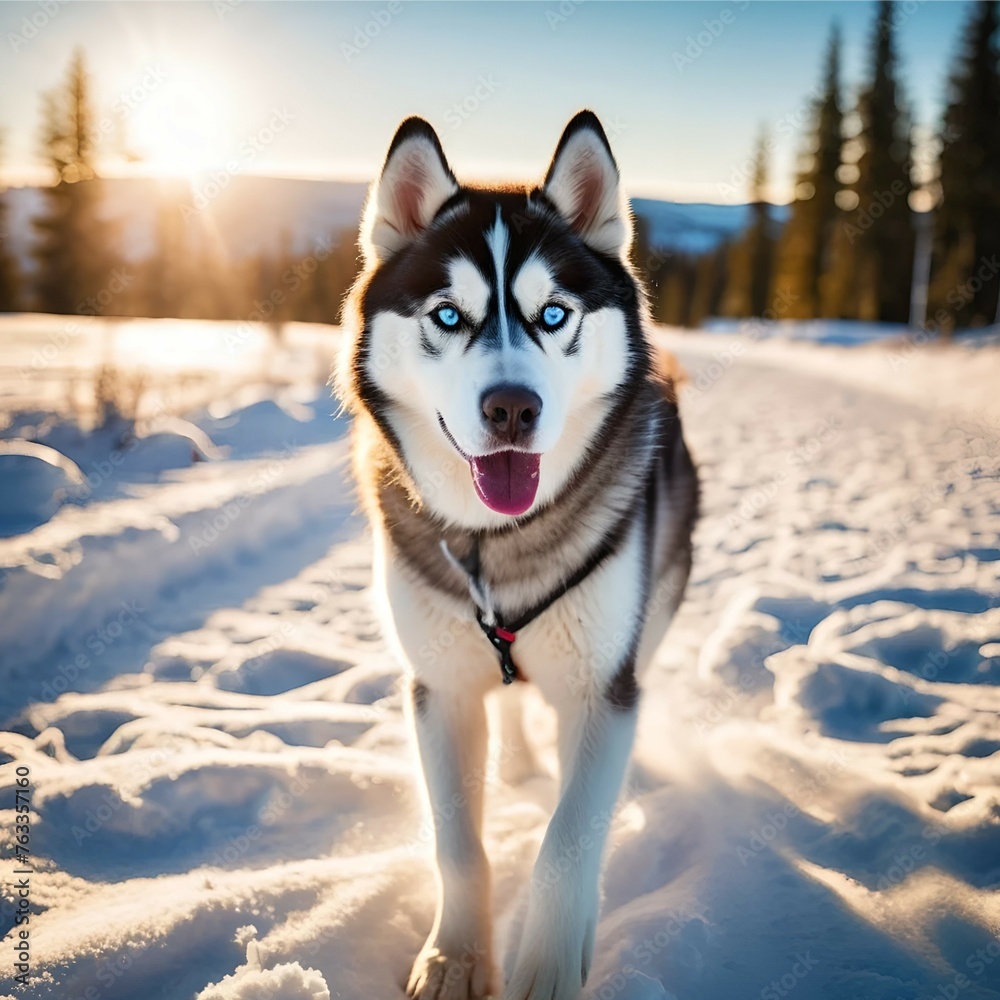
[0,1,975,202]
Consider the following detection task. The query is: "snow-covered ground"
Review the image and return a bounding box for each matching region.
[0,317,999,1000]
[0,314,338,420]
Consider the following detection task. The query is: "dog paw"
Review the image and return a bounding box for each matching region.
[407,939,498,1000]
[504,911,594,1000]
[503,952,585,1000]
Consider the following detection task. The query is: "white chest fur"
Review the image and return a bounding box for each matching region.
[375,515,650,705]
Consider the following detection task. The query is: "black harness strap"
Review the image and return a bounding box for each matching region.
[460,501,639,685]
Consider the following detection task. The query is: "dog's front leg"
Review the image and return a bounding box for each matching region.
[407,679,498,999]
[505,679,637,1000]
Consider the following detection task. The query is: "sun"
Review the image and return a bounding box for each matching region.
[125,67,232,179]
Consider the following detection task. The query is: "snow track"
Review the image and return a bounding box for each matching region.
[0,441,356,723]
[1,331,999,1000]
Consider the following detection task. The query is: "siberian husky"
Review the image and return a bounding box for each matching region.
[337,111,698,999]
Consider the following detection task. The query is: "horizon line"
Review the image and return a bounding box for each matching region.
[1,168,797,209]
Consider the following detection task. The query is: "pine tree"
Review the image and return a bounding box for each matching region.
[629,214,679,324]
[144,182,191,318]
[32,49,119,315]
[771,25,843,319]
[689,243,728,327]
[848,0,915,323]
[0,135,22,312]
[657,261,695,328]
[721,131,775,317]
[930,0,1000,328]
[249,229,294,333]
[819,204,860,319]
[312,227,363,324]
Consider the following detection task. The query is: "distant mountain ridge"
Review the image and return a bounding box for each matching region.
[2,176,785,271]
[632,197,790,255]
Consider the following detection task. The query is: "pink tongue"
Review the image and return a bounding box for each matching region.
[470,452,541,516]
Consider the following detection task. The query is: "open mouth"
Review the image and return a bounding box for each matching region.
[438,415,541,516]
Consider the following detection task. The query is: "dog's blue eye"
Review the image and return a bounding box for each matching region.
[541,304,567,329]
[433,305,461,329]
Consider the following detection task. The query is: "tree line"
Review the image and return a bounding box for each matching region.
[0,50,361,327]
[0,1,998,336]
[632,0,1000,335]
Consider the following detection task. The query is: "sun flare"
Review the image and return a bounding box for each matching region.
[125,67,232,179]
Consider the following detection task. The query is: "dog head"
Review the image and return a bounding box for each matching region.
[339,111,651,529]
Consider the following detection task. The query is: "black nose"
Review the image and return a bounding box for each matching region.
[481,384,542,444]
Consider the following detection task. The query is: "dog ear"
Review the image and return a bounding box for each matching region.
[362,117,459,263]
[542,110,631,257]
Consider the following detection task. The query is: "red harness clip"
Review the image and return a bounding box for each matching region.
[494,626,516,643]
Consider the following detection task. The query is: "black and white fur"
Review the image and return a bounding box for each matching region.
[337,111,698,1000]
